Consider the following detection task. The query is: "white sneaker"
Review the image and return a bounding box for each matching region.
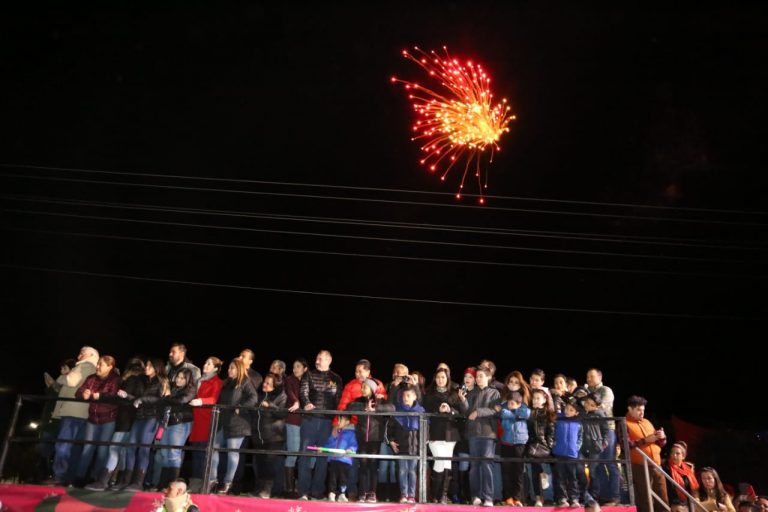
[483,499,494,507]
[558,498,570,507]
[299,495,309,501]
[337,493,348,503]
[535,499,544,507]
[571,500,581,508]
[400,496,409,504]
[328,492,336,502]
[472,497,482,506]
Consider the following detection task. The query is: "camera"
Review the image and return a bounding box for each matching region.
[461,384,469,394]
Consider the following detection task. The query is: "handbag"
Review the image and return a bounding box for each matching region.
[525,442,551,458]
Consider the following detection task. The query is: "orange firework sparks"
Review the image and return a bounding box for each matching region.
[391,46,516,203]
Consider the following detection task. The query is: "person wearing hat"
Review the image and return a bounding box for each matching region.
[347,378,394,503]
[580,392,609,507]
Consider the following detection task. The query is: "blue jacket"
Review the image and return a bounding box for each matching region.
[500,403,531,445]
[323,426,358,465]
[552,415,582,459]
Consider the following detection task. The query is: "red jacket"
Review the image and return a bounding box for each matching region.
[76,371,121,424]
[337,377,387,424]
[189,375,223,443]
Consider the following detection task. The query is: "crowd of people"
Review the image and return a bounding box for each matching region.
[33,344,763,510]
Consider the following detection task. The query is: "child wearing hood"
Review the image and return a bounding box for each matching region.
[323,414,358,502]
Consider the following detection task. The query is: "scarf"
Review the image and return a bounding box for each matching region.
[669,462,699,501]
[200,371,218,382]
[163,492,194,512]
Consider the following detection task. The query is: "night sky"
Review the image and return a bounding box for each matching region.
[2,1,767,458]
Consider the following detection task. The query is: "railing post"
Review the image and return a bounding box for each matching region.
[418,411,428,503]
[619,418,635,506]
[201,405,220,494]
[0,395,24,480]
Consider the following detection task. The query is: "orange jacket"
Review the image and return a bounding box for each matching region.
[625,416,664,464]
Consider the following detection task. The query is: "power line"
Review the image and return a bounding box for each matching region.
[4,226,763,280]
[6,207,753,265]
[3,172,767,227]
[6,193,764,251]
[0,262,749,320]
[3,162,766,216]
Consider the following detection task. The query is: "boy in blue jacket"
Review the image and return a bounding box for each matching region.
[323,415,358,502]
[552,401,583,507]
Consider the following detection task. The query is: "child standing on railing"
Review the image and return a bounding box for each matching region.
[323,415,358,502]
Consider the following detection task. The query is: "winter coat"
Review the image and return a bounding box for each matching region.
[189,374,222,443]
[499,403,531,445]
[217,378,258,438]
[136,375,169,420]
[423,387,462,442]
[52,355,98,419]
[526,407,555,454]
[581,409,609,456]
[284,374,302,427]
[252,389,287,444]
[299,368,343,415]
[143,384,196,426]
[76,371,121,424]
[347,397,394,444]
[552,415,582,459]
[386,402,425,455]
[458,386,501,439]
[323,426,358,465]
[114,374,146,432]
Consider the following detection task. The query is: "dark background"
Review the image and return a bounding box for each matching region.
[1,1,767,486]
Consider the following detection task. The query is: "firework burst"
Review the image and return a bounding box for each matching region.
[392,46,515,203]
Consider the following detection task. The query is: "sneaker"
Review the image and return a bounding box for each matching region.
[407,496,416,504]
[366,493,377,503]
[535,499,544,507]
[513,499,524,506]
[328,492,336,502]
[571,499,581,508]
[473,497,483,506]
[601,501,619,507]
[299,495,309,501]
[483,499,494,507]
[440,495,449,504]
[558,498,570,507]
[337,493,348,503]
[400,496,409,504]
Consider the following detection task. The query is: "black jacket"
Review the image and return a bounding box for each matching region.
[423,388,462,442]
[217,378,259,438]
[252,389,287,444]
[347,397,394,444]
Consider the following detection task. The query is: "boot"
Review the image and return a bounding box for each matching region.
[284,467,296,498]
[108,470,121,488]
[430,470,444,502]
[460,470,471,504]
[113,469,133,490]
[85,468,113,491]
[441,469,452,504]
[158,467,180,491]
[122,470,146,492]
[188,477,203,494]
[258,479,274,499]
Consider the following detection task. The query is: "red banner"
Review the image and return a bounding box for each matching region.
[0,484,638,511]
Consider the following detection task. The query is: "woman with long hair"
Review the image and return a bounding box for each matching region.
[187,356,223,492]
[698,467,735,512]
[207,358,258,495]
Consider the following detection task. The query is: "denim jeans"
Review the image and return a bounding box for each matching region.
[125,417,158,472]
[469,438,496,502]
[157,422,192,469]
[76,421,116,479]
[297,416,332,497]
[398,459,417,498]
[378,441,398,483]
[285,424,301,467]
[594,429,620,501]
[105,430,130,472]
[52,416,86,482]
[209,429,245,484]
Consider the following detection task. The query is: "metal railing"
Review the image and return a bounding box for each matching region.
[2,394,636,504]
[633,448,707,512]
